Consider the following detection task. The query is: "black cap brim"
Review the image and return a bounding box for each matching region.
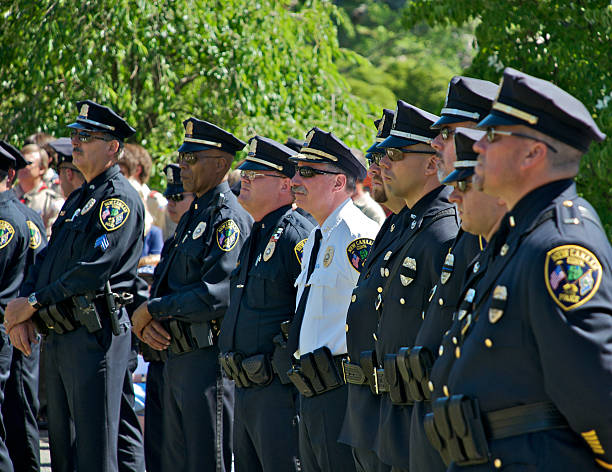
[379,135,419,149]
[431,114,477,129]
[442,167,475,184]
[177,142,214,153]
[163,184,184,197]
[476,111,522,129]
[238,160,274,172]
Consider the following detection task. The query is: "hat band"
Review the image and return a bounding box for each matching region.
[184,137,222,147]
[77,117,116,131]
[492,102,539,125]
[454,160,477,168]
[376,137,384,142]
[440,108,480,120]
[246,155,284,171]
[390,130,433,144]
[297,148,339,162]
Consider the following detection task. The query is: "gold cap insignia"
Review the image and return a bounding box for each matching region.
[166,167,174,184]
[80,104,89,118]
[249,138,257,156]
[377,116,386,137]
[305,129,315,148]
[186,121,193,136]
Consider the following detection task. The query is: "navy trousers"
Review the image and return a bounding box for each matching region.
[144,360,164,472]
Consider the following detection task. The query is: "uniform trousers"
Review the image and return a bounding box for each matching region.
[162,347,234,472]
[299,384,356,472]
[352,447,391,472]
[233,378,299,472]
[144,360,164,472]
[0,326,14,472]
[44,321,131,472]
[3,342,40,472]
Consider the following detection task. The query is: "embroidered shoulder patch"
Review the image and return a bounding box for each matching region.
[99,198,130,231]
[294,238,307,265]
[545,245,602,311]
[0,220,15,249]
[26,221,42,249]
[216,219,240,252]
[346,238,374,272]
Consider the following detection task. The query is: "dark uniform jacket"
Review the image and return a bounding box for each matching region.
[0,190,30,308]
[437,179,612,471]
[409,230,482,471]
[373,185,459,468]
[339,206,410,451]
[148,181,252,333]
[22,165,144,312]
[10,192,46,270]
[219,204,313,356]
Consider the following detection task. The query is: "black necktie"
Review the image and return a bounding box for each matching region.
[286,228,323,356]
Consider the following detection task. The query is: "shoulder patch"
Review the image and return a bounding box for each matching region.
[216,219,240,252]
[294,238,307,265]
[99,198,130,231]
[0,220,15,249]
[26,221,42,249]
[545,244,602,311]
[346,237,374,272]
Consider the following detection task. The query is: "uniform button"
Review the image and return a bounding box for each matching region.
[494,458,502,468]
[373,333,377,341]
[421,311,425,320]
[485,338,493,348]
[377,287,383,293]
[428,381,434,392]
[438,345,444,356]
[345,324,349,332]
[438,298,444,306]
[400,298,405,305]
[563,200,573,207]
[455,347,461,358]
[89,185,95,190]
[390,224,395,232]
[509,215,516,227]
[351,294,356,302]
[443,385,449,397]
[452,336,457,345]
[500,244,509,256]
[385,268,390,277]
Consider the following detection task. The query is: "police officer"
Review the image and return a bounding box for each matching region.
[5,100,145,472]
[338,109,405,472]
[131,118,252,472]
[409,128,508,472]
[286,127,380,471]
[218,136,314,471]
[424,68,611,471]
[140,163,192,472]
[407,77,498,471]
[0,141,46,472]
[51,137,85,197]
[372,100,459,471]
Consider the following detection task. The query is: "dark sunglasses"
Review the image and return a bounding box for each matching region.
[70,130,114,143]
[178,152,226,165]
[440,127,456,141]
[296,166,342,178]
[368,153,385,166]
[486,127,557,153]
[385,147,437,161]
[167,192,194,202]
[455,179,472,193]
[240,170,285,181]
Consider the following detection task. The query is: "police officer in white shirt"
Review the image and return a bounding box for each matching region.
[286,127,380,472]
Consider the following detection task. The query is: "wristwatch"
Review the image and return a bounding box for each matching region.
[27,292,41,310]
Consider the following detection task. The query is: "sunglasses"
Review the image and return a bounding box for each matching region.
[368,153,384,166]
[296,166,342,178]
[70,130,114,143]
[178,152,226,165]
[455,179,472,193]
[167,193,194,202]
[385,147,437,161]
[440,127,456,141]
[240,170,285,181]
[486,127,558,153]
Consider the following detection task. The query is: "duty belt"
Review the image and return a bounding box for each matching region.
[342,361,368,386]
[286,346,346,398]
[424,395,568,466]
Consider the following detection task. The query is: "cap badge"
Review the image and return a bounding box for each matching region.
[377,116,386,137]
[305,129,315,148]
[249,139,257,156]
[166,167,174,184]
[323,246,334,268]
[80,104,89,118]
[186,121,193,136]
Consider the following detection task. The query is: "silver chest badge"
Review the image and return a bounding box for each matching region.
[489,285,508,324]
[81,198,96,215]
[193,222,207,239]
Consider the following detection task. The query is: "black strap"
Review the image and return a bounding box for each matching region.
[286,229,323,355]
[485,401,568,440]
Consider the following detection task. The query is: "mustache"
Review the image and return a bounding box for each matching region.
[291,185,308,196]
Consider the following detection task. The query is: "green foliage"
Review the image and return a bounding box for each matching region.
[0,0,371,189]
[404,0,612,237]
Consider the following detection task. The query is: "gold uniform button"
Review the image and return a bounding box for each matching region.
[455,346,461,358]
[428,381,434,392]
[345,324,349,332]
[373,333,377,341]
[563,200,573,207]
[438,298,444,306]
[400,298,405,305]
[390,224,395,232]
[443,385,449,397]
[485,338,493,348]
[377,287,383,293]
[385,268,390,277]
[439,345,444,356]
[494,458,502,468]
[452,336,457,345]
[351,294,356,302]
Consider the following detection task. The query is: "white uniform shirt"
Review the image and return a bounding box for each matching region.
[296,198,380,357]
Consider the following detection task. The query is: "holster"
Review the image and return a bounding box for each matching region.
[397,346,434,402]
[383,353,411,405]
[424,395,489,466]
[242,353,273,386]
[219,352,251,388]
[35,302,77,335]
[73,293,103,333]
[312,346,343,391]
[271,336,293,385]
[287,365,315,397]
[167,320,194,354]
[300,353,326,394]
[359,350,378,394]
[141,343,168,363]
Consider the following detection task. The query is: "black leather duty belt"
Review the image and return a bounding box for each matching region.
[286,346,346,398]
[424,395,568,466]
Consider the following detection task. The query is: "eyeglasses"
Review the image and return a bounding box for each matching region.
[455,179,472,193]
[178,152,226,165]
[296,166,342,178]
[70,130,114,143]
[167,193,194,202]
[485,127,558,153]
[240,170,286,181]
[385,147,437,161]
[368,153,385,166]
[440,127,456,141]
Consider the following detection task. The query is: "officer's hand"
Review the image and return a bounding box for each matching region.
[8,320,39,356]
[131,301,153,338]
[4,297,36,332]
[142,320,170,351]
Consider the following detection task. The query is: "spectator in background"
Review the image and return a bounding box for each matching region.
[351,148,386,224]
[25,132,61,194]
[14,143,63,238]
